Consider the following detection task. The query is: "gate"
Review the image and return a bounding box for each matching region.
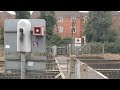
[57,46,68,55]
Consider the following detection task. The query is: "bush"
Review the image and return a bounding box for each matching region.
[82,42,120,54]
[90,43,103,54]
[104,43,120,54]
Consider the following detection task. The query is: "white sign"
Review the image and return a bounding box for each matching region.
[28,61,33,66]
[75,44,81,47]
[75,38,81,43]
[5,45,10,48]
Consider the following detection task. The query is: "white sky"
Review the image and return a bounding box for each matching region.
[2,11,120,15]
[0,11,33,15]
[4,11,89,15]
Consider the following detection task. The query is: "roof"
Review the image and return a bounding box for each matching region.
[112,11,120,15]
[31,11,81,18]
[55,11,80,17]
[79,12,88,18]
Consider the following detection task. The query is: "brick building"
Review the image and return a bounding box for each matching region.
[111,11,120,44]
[111,11,120,30]
[31,11,86,38]
[54,11,82,39]
[31,11,86,44]
[31,11,120,45]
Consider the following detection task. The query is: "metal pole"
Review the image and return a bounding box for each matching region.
[86,44,87,54]
[103,42,105,58]
[67,59,68,74]
[71,18,76,55]
[21,53,26,79]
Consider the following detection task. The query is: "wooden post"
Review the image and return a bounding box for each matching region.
[69,55,76,79]
[89,43,90,54]
[103,42,105,58]
[86,44,87,54]
[67,59,69,74]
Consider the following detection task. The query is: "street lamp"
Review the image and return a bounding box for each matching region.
[71,17,76,55]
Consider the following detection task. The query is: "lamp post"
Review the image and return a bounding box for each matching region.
[71,18,76,55]
[69,17,76,79]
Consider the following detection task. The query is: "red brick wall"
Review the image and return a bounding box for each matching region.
[112,15,120,30]
[54,16,83,38]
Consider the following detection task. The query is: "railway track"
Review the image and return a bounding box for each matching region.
[78,59,120,69]
[77,57,120,79]
[97,69,120,79]
[0,61,5,67]
[0,59,63,79]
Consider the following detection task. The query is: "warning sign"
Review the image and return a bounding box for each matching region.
[75,38,81,44]
[33,41,38,47]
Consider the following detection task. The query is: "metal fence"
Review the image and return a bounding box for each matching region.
[76,42,120,55]
[78,43,104,55]
[45,43,111,56]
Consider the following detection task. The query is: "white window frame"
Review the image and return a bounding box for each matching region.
[58,26,63,33]
[71,16,76,22]
[83,16,88,23]
[71,27,76,33]
[57,16,63,22]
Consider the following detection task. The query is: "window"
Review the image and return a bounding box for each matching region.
[71,16,76,22]
[57,16,63,22]
[71,27,76,33]
[83,16,88,23]
[58,26,63,33]
[84,19,87,23]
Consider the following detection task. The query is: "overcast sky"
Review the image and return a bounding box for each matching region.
[4,11,89,15]
[2,11,120,15]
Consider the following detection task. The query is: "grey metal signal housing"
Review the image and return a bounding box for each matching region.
[4,19,46,74]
